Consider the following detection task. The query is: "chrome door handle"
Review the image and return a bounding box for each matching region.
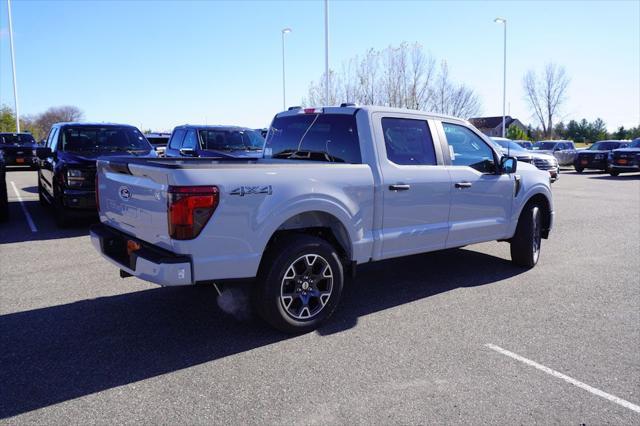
[389,184,411,191]
[455,181,473,189]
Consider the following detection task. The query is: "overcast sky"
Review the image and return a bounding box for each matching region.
[0,0,638,132]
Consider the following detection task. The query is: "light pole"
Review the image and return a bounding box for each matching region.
[494,17,507,138]
[281,27,292,110]
[7,0,20,132]
[324,0,329,105]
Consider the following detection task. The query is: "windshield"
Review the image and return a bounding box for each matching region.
[589,141,625,150]
[198,129,264,151]
[60,126,152,153]
[629,139,640,148]
[490,138,526,152]
[0,133,36,145]
[535,142,559,150]
[265,113,361,163]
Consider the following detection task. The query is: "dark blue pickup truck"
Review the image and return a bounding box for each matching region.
[0,132,40,169]
[36,122,156,227]
[164,125,264,159]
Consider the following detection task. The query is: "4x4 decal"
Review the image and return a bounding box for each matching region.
[229,185,272,196]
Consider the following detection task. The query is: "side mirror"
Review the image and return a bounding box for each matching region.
[179,148,196,157]
[501,156,517,174]
[36,147,52,160]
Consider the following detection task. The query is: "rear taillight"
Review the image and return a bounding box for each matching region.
[168,186,219,240]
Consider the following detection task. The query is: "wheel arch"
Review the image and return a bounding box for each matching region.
[261,210,354,268]
[521,192,552,239]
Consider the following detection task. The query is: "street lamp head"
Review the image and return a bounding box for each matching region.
[494,17,506,24]
[282,27,292,34]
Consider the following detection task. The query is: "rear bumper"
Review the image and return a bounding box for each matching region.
[609,164,639,173]
[3,155,37,166]
[575,157,608,170]
[90,224,193,286]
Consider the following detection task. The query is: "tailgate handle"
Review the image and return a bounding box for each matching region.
[455,181,473,189]
[389,184,411,191]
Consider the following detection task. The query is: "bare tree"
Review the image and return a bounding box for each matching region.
[430,61,481,118]
[523,63,570,137]
[303,43,480,118]
[28,105,84,140]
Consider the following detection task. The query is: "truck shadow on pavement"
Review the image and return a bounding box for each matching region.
[0,200,95,244]
[0,248,523,419]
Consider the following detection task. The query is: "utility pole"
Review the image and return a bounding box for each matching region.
[7,0,20,132]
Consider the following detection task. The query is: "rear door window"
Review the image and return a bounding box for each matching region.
[265,113,361,163]
[168,129,186,150]
[381,118,436,165]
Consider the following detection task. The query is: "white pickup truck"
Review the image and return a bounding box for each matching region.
[91,105,554,333]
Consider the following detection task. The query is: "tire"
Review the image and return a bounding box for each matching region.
[37,177,48,207]
[0,183,8,223]
[254,234,344,334]
[609,171,619,177]
[53,190,70,228]
[510,202,542,268]
[574,167,583,173]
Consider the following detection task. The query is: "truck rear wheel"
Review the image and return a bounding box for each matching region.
[254,234,344,334]
[510,202,542,268]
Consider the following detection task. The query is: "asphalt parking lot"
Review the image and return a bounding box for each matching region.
[1,168,638,424]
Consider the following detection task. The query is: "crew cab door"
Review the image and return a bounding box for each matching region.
[438,121,514,247]
[373,113,451,259]
[39,126,59,197]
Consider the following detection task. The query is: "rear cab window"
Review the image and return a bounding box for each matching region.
[381,118,436,165]
[265,113,361,163]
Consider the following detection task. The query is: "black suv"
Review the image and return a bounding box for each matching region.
[37,123,155,226]
[164,125,264,159]
[574,140,629,173]
[609,138,640,176]
[0,151,8,222]
[0,132,39,169]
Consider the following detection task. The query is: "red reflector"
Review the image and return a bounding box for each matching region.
[168,186,219,240]
[127,239,141,256]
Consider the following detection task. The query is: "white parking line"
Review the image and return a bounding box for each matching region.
[485,343,640,414]
[10,181,38,233]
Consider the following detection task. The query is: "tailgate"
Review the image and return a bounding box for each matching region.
[97,159,173,250]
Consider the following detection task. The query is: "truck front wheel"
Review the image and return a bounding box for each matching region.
[254,235,344,333]
[510,202,542,268]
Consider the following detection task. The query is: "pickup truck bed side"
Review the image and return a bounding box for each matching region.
[98,160,375,281]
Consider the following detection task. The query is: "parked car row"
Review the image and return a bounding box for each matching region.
[574,139,638,175]
[490,137,559,182]
[1,112,637,234]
